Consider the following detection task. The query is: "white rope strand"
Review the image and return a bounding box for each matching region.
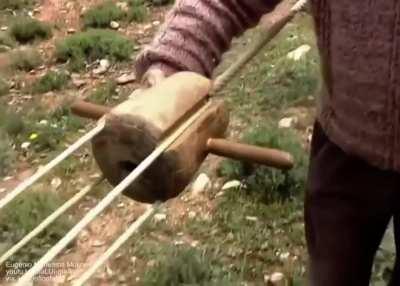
[73,204,159,286]
[0,121,105,210]
[16,101,212,285]
[211,0,308,94]
[0,177,104,266]
[291,0,308,12]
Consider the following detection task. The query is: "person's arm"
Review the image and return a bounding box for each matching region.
[135,0,280,82]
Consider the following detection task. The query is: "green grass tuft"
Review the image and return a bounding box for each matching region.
[0,78,9,96]
[88,80,117,104]
[55,29,134,71]
[0,190,73,266]
[10,49,43,71]
[0,32,16,52]
[83,1,125,28]
[141,245,235,286]
[223,16,320,122]
[0,130,16,176]
[0,0,35,10]
[219,124,308,203]
[142,246,212,285]
[10,17,52,44]
[0,109,25,137]
[30,71,70,94]
[127,0,148,22]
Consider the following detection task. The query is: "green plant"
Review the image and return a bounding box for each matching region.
[0,189,73,267]
[88,80,117,104]
[0,130,16,176]
[224,16,319,121]
[11,49,43,71]
[0,108,25,136]
[0,0,35,10]
[83,1,125,28]
[0,32,16,52]
[10,17,52,44]
[218,124,308,203]
[26,122,65,152]
[0,78,9,96]
[55,29,134,71]
[141,246,233,286]
[30,71,70,94]
[127,0,148,22]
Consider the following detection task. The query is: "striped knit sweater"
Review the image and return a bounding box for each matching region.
[136,0,400,172]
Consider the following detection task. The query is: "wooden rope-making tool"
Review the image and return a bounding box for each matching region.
[0,0,308,284]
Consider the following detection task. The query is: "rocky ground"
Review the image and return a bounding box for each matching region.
[0,0,395,285]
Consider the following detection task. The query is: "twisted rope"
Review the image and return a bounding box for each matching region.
[0,121,105,210]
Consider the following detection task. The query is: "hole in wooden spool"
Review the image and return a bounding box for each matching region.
[119,161,138,178]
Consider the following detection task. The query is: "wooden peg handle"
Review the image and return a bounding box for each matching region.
[206,138,294,170]
[70,100,111,120]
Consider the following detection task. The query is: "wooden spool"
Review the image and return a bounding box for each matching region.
[91,72,229,203]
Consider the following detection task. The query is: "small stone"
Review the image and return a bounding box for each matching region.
[261,241,269,250]
[146,260,156,267]
[287,44,311,61]
[21,142,31,149]
[270,272,284,283]
[130,256,137,265]
[264,274,271,283]
[153,213,167,222]
[39,119,48,125]
[3,176,13,182]
[51,177,62,190]
[116,2,129,11]
[92,240,105,247]
[152,21,160,26]
[191,173,211,195]
[222,180,241,190]
[118,275,127,283]
[188,211,196,219]
[278,117,298,129]
[93,59,110,74]
[279,252,290,260]
[174,240,185,246]
[215,191,225,197]
[80,230,89,242]
[106,265,114,277]
[90,173,102,178]
[191,240,199,247]
[72,78,86,88]
[67,28,76,34]
[143,24,152,30]
[100,59,110,68]
[245,216,258,222]
[116,73,136,85]
[110,21,120,29]
[1,26,8,31]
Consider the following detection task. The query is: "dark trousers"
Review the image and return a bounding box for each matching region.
[305,122,400,285]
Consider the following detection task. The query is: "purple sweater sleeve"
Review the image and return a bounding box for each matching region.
[135,0,280,79]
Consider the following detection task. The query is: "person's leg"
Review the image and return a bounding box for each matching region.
[305,121,398,286]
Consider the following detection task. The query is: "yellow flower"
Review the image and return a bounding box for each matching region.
[29,133,38,140]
